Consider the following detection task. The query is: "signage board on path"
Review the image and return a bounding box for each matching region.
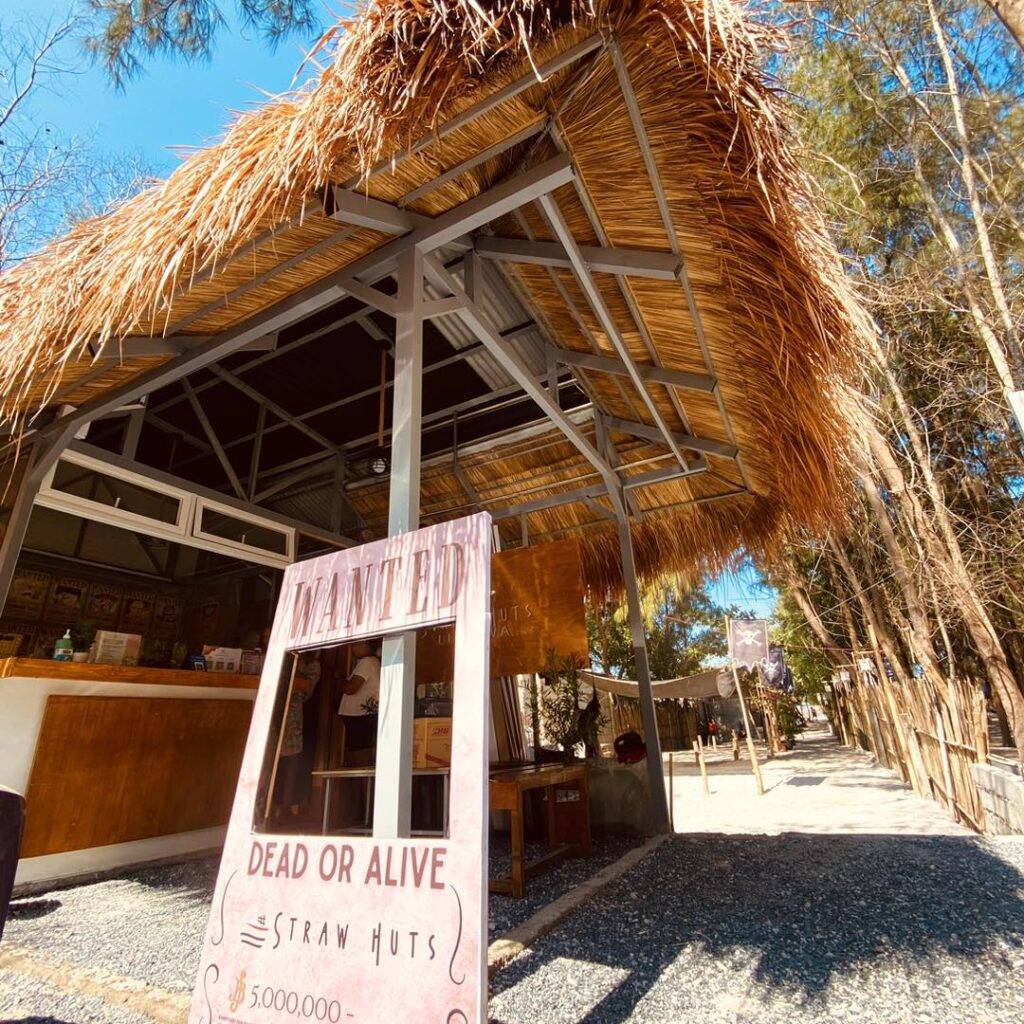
[188,513,492,1024]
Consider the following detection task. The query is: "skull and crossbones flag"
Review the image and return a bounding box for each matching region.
[727,618,770,671]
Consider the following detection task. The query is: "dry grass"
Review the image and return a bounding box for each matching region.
[0,0,873,581]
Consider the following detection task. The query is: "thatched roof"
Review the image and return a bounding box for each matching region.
[0,0,871,588]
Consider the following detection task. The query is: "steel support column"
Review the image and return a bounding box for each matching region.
[0,420,80,611]
[373,247,424,839]
[617,505,671,834]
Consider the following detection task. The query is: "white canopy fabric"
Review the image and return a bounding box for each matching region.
[581,668,736,701]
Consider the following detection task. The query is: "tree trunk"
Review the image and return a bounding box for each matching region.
[855,464,948,696]
[985,0,1024,50]
[864,420,1024,763]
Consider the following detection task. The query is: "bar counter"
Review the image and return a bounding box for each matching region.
[2,658,259,890]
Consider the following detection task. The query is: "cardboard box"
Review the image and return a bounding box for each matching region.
[412,717,452,769]
[239,649,265,675]
[93,631,143,666]
[203,646,242,673]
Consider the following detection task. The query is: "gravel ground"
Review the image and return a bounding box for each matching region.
[1,833,640,1005]
[5,735,1024,1024]
[490,832,1024,1024]
[0,967,155,1024]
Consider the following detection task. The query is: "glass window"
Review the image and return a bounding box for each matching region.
[51,461,182,525]
[199,506,289,555]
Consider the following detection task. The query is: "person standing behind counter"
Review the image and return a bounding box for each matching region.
[337,640,381,767]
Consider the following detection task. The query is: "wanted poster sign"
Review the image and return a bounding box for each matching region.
[188,514,491,1024]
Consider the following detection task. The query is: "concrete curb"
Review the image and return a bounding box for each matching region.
[487,833,670,971]
[0,944,190,1023]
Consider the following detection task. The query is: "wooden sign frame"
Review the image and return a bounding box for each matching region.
[188,513,491,1024]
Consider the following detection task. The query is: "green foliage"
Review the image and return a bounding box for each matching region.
[772,590,834,702]
[588,582,733,681]
[532,652,604,761]
[85,0,322,84]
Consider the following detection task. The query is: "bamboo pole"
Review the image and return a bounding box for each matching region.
[934,705,959,823]
[694,737,710,796]
[668,751,675,831]
[732,732,739,761]
[730,662,764,795]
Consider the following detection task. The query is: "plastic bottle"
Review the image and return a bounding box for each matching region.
[54,629,73,662]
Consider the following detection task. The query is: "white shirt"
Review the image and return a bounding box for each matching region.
[338,655,381,716]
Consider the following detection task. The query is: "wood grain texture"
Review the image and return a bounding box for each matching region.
[0,657,259,689]
[417,537,587,681]
[21,694,252,857]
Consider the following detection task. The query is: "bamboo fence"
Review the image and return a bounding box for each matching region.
[830,660,988,832]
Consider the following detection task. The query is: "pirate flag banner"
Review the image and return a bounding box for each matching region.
[727,618,770,672]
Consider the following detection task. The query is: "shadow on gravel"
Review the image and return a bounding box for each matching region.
[4,1019,77,1024]
[7,898,61,920]
[491,833,1024,1022]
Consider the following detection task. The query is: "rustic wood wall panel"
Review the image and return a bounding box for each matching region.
[417,538,588,682]
[21,695,252,857]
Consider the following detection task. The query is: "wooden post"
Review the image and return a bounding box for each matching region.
[732,733,740,761]
[694,737,709,796]
[668,751,674,831]
[934,704,959,823]
[730,662,764,795]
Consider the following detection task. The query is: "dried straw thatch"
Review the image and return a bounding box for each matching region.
[0,0,872,586]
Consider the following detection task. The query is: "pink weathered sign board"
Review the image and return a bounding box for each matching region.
[188,513,491,1024]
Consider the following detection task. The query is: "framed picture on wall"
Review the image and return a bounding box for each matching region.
[152,594,184,637]
[8,570,50,618]
[86,583,124,627]
[121,591,155,633]
[45,576,88,620]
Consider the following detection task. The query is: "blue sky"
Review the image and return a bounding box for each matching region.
[10,1,780,618]
[13,1,328,176]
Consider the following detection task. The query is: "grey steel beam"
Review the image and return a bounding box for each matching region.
[595,411,641,520]
[354,35,603,183]
[121,404,145,460]
[93,157,570,443]
[604,415,738,459]
[248,404,266,501]
[372,153,574,259]
[505,207,644,424]
[548,120,700,446]
[623,458,708,489]
[423,253,626,519]
[174,338,496,475]
[538,193,690,472]
[181,377,246,500]
[475,237,681,280]
[337,277,397,316]
[327,187,420,234]
[167,224,362,335]
[608,39,752,492]
[263,380,584,499]
[618,504,671,833]
[488,460,707,522]
[554,347,716,393]
[208,365,339,454]
[0,421,82,611]
[374,247,423,840]
[399,122,546,206]
[147,303,383,418]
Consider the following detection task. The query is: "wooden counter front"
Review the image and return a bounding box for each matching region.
[0,657,259,690]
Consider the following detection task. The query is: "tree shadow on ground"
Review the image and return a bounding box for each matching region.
[6,897,61,920]
[490,832,1024,1023]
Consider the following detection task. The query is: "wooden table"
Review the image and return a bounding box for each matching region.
[488,763,591,898]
